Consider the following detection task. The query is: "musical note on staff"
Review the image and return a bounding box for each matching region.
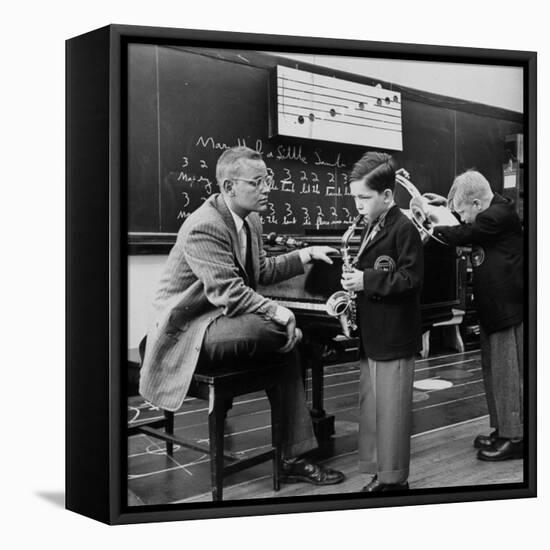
[275,65,403,151]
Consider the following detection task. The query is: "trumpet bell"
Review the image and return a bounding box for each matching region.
[410,195,428,225]
[408,195,459,245]
[409,196,433,243]
[395,168,457,245]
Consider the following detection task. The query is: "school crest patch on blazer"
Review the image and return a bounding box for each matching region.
[374,255,396,272]
[471,245,486,267]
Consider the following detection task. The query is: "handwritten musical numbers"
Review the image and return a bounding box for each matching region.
[282,203,296,225]
[299,170,311,194]
[330,206,342,225]
[325,171,343,197]
[176,192,191,221]
[340,173,352,196]
[310,172,320,194]
[265,202,279,225]
[177,134,362,232]
[342,207,354,224]
[315,205,330,229]
[267,167,279,191]
[301,207,312,226]
[280,168,295,193]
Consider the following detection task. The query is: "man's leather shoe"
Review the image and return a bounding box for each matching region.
[473,430,499,449]
[361,475,409,493]
[280,458,345,485]
[477,438,523,461]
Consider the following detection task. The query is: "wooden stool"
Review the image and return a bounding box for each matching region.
[127,350,284,502]
[189,365,284,501]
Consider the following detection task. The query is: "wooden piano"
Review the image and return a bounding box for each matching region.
[259,233,467,452]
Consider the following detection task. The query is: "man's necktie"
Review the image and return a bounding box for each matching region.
[243,220,256,290]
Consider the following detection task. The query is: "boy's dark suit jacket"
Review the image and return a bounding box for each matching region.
[434,193,523,334]
[355,205,424,361]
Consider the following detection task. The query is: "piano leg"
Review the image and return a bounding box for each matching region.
[301,343,335,455]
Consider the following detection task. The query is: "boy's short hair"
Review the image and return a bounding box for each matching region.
[216,146,263,186]
[349,151,395,193]
[451,170,493,207]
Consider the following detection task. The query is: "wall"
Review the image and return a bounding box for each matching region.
[128,256,166,348]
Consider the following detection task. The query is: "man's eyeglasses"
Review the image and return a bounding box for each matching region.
[232,175,274,189]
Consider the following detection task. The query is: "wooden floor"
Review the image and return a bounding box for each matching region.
[127,348,523,505]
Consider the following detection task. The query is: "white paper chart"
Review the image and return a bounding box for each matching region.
[276,65,403,151]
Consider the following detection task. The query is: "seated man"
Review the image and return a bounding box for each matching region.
[139,146,345,485]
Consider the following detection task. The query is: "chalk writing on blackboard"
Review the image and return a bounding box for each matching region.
[302,207,312,226]
[167,134,357,231]
[282,203,297,225]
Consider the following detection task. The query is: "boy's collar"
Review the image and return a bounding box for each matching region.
[373,201,397,227]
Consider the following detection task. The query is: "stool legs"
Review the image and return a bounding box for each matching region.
[208,388,226,502]
[270,383,283,492]
[421,330,430,359]
[164,411,174,456]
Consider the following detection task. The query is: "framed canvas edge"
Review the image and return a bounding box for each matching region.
[73,24,537,525]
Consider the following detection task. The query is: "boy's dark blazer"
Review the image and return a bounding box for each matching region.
[355,205,424,361]
[434,193,523,334]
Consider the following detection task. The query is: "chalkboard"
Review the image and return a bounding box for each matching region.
[127,45,523,242]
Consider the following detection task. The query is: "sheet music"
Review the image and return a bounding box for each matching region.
[276,65,403,150]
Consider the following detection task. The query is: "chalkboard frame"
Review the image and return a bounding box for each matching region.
[66,24,537,525]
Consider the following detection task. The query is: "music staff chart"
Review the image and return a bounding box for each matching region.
[276,65,403,151]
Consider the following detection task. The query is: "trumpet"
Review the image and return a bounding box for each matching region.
[395,169,457,245]
[325,215,363,337]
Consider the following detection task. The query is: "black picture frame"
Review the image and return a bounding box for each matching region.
[66,24,536,525]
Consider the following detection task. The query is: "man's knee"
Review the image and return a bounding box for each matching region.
[252,315,288,351]
[201,313,287,363]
